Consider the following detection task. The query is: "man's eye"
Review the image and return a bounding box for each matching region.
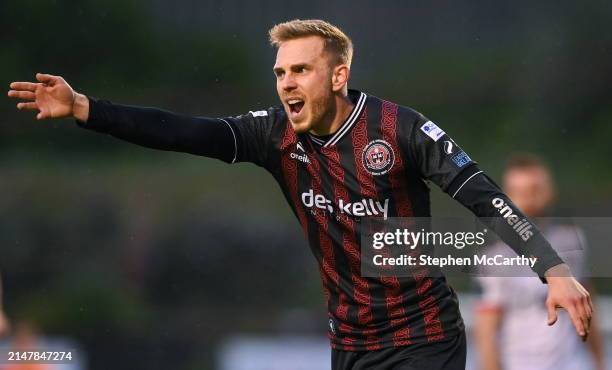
[276,71,285,78]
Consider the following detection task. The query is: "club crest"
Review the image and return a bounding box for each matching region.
[362,139,395,176]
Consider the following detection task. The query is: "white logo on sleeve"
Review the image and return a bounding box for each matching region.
[491,197,534,241]
[249,110,268,117]
[443,140,454,154]
[420,121,445,142]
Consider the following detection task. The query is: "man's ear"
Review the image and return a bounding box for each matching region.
[331,64,350,92]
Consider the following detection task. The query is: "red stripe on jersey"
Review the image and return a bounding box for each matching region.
[351,111,377,199]
[281,123,334,330]
[319,268,331,308]
[341,334,357,349]
[417,295,444,340]
[323,143,375,351]
[338,323,357,350]
[305,144,340,287]
[351,110,404,348]
[323,145,373,307]
[280,122,309,238]
[339,322,354,333]
[380,101,414,217]
[304,140,349,344]
[380,100,445,342]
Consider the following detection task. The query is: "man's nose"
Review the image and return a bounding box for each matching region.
[281,73,297,91]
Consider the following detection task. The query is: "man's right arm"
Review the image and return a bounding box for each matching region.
[76,95,237,163]
[9,73,275,166]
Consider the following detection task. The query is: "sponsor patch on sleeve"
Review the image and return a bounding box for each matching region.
[249,110,268,117]
[451,151,472,168]
[420,121,445,142]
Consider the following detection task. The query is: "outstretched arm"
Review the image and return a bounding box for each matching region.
[8,73,238,162]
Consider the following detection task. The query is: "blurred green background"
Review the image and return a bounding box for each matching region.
[1,1,611,369]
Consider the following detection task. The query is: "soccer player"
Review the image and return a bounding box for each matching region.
[8,19,592,370]
[473,155,605,370]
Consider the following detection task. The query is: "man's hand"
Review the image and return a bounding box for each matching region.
[545,264,593,341]
[8,73,89,121]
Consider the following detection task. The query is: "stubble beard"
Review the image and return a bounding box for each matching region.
[293,89,336,135]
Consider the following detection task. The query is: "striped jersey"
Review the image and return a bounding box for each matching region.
[80,88,563,352]
[225,89,469,350]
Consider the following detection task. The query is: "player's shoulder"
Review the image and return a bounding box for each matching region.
[362,90,427,125]
[221,105,288,146]
[363,91,455,149]
[232,105,287,126]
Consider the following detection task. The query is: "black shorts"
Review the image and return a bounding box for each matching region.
[331,331,466,370]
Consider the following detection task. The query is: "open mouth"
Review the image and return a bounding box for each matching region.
[287,98,305,115]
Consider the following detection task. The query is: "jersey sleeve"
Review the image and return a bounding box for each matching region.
[76,97,277,167]
[404,112,564,279]
[446,166,564,278]
[220,108,279,167]
[407,114,476,191]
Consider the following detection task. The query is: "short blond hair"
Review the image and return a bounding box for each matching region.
[269,19,353,67]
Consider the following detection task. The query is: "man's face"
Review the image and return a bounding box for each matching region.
[503,166,554,217]
[273,36,336,133]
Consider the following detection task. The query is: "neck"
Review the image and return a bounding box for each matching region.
[309,92,354,136]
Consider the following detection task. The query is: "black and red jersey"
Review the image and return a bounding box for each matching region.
[78,88,564,351]
[224,89,472,349]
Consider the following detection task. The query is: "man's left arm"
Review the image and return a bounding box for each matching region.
[405,115,593,339]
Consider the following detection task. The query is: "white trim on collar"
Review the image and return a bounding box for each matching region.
[309,135,325,145]
[307,91,367,148]
[324,92,367,147]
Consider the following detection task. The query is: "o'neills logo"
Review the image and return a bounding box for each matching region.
[362,140,395,176]
[290,152,310,164]
[491,198,534,241]
[290,142,310,164]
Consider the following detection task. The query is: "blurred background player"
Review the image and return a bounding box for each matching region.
[0,274,9,338]
[0,321,50,370]
[473,154,606,370]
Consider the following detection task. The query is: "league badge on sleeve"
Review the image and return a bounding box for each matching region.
[362,139,395,176]
[420,121,445,142]
[249,110,268,117]
[451,151,472,168]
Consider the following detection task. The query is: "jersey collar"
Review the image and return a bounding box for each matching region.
[308,90,367,148]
